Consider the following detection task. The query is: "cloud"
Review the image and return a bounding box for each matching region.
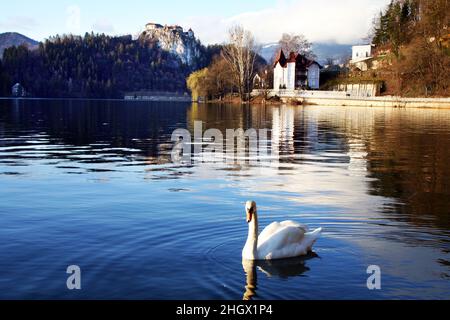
[183,0,390,45]
[92,19,115,33]
[66,5,81,32]
[0,16,39,31]
[182,15,228,44]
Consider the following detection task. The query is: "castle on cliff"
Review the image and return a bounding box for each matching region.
[140,22,199,66]
[145,23,195,39]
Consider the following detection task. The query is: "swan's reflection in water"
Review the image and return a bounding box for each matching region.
[242,253,319,300]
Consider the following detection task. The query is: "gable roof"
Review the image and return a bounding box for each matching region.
[273,49,287,68]
[273,49,322,69]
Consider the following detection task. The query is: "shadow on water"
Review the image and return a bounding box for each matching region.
[242,252,319,300]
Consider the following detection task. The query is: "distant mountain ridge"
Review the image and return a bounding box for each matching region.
[260,42,352,65]
[0,32,39,58]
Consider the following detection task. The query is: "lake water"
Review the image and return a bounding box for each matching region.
[0,99,449,300]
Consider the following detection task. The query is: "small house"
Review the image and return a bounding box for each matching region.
[350,44,376,71]
[12,83,26,97]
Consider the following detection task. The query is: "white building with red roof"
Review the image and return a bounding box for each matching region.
[273,50,321,90]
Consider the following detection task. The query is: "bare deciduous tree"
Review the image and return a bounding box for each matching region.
[221,25,259,101]
[278,33,315,59]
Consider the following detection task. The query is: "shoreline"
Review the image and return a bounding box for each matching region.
[295,96,450,109]
[250,89,450,109]
[2,96,450,109]
[206,95,450,109]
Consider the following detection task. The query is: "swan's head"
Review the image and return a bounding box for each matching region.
[245,201,257,223]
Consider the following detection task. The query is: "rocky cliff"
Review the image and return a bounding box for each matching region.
[139,23,202,67]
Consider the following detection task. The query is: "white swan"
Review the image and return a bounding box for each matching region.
[242,201,322,260]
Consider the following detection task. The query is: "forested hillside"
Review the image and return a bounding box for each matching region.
[0,33,216,98]
[371,0,449,96]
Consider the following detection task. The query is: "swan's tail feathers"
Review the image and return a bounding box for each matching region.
[311,227,322,237]
[305,227,322,251]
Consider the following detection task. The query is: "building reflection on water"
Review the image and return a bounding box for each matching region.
[175,104,449,239]
[1,99,450,236]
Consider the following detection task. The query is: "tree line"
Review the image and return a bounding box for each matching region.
[0,33,218,98]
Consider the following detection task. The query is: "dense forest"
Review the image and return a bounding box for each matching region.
[370,0,449,96]
[0,33,219,98]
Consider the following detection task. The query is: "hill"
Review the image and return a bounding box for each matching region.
[0,32,38,58]
[0,30,223,98]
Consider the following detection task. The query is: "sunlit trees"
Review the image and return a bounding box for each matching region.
[186,56,235,101]
[419,0,449,42]
[186,68,208,101]
[371,0,450,96]
[205,56,234,100]
[187,30,267,102]
[372,0,418,57]
[396,36,450,96]
[221,25,259,101]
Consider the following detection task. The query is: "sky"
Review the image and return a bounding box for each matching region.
[0,0,391,45]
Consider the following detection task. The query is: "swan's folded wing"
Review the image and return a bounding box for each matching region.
[258,222,283,244]
[257,225,306,258]
[258,221,308,244]
[279,220,309,232]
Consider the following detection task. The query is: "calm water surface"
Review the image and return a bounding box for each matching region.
[0,99,449,299]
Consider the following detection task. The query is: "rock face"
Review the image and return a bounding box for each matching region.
[139,23,201,66]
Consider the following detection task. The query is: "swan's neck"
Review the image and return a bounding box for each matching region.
[244,214,259,260]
